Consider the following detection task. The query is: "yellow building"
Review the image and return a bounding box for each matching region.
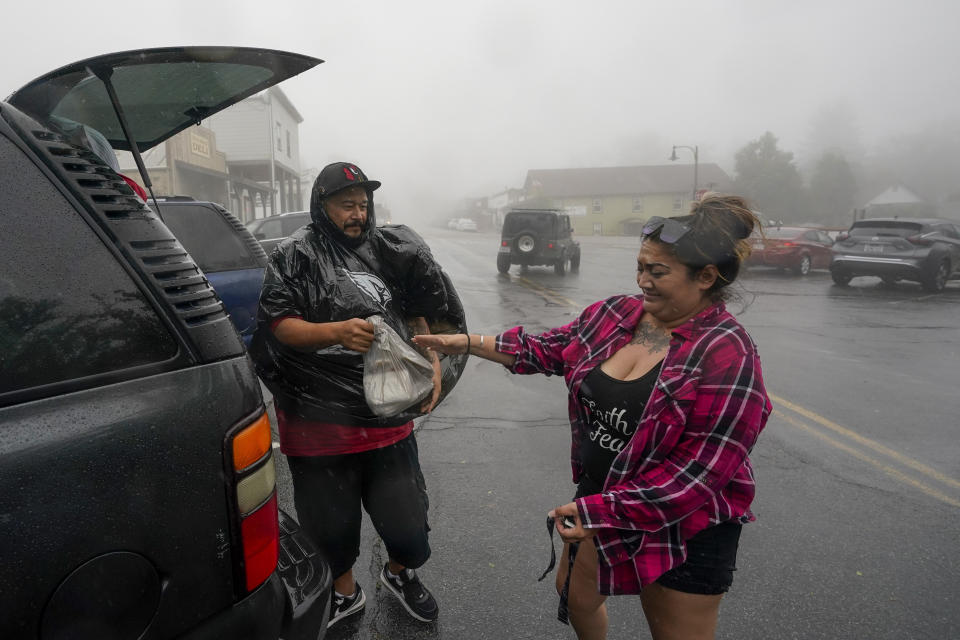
[523,164,734,236]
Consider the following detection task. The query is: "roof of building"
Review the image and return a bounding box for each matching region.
[865,185,926,206]
[524,163,733,197]
[264,86,304,123]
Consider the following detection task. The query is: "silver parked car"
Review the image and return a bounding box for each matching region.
[830,218,960,291]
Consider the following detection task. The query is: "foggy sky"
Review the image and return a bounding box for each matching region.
[2,0,958,221]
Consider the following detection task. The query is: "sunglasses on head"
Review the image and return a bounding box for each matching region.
[641,216,691,244]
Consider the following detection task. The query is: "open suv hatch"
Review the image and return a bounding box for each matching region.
[0,47,331,640]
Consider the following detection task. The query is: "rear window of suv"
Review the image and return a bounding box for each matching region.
[0,135,178,398]
[849,221,924,238]
[503,212,557,236]
[157,203,259,273]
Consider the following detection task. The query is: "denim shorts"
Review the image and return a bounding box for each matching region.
[575,478,741,596]
[655,520,742,595]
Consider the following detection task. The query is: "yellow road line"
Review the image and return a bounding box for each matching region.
[772,409,960,508]
[771,393,960,492]
[516,276,580,308]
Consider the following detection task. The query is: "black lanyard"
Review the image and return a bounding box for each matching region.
[539,515,578,625]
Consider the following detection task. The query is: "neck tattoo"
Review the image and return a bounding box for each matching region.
[630,321,671,351]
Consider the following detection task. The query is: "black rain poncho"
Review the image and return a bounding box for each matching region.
[250,201,467,428]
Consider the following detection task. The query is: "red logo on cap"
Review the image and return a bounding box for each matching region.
[343,167,356,181]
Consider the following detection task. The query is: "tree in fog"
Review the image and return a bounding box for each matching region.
[801,103,864,171]
[808,152,857,226]
[733,132,806,222]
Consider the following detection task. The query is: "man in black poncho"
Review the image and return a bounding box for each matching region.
[253,162,451,628]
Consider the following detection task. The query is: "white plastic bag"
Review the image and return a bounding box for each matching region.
[363,315,435,417]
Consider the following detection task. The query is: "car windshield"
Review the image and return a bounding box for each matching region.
[154,204,258,272]
[849,221,925,238]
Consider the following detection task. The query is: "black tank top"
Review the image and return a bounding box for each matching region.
[577,361,662,486]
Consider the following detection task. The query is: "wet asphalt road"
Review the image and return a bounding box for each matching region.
[272,228,960,640]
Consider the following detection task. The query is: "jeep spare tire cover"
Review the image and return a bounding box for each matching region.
[516,232,537,253]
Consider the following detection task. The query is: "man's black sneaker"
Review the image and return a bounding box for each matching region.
[378,564,439,622]
[328,582,366,629]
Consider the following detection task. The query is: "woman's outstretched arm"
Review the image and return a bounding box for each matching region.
[412,333,517,367]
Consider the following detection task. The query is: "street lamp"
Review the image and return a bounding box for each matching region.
[669,144,699,201]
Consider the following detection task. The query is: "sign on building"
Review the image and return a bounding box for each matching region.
[190,133,211,159]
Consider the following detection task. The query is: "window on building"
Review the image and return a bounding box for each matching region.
[592,222,603,235]
[592,197,603,213]
[286,131,291,157]
[632,196,644,212]
[673,195,683,211]
[276,123,282,151]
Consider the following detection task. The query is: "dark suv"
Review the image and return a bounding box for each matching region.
[153,197,268,346]
[497,208,581,275]
[830,218,960,291]
[0,48,331,639]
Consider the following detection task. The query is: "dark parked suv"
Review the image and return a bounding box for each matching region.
[0,48,331,639]
[830,218,960,291]
[152,197,268,346]
[497,208,581,275]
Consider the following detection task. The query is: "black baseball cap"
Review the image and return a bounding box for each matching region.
[312,162,381,200]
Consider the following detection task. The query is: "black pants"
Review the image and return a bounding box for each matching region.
[286,435,431,578]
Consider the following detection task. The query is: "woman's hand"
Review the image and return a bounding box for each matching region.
[412,333,468,355]
[549,502,598,544]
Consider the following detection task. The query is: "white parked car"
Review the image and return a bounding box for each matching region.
[455,218,478,232]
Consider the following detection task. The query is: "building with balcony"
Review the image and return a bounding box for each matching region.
[116,125,235,206]
[205,86,306,222]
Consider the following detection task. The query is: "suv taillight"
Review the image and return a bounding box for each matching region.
[231,413,279,592]
[501,240,508,247]
[907,233,934,246]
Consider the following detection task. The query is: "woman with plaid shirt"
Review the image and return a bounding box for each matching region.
[415,194,771,640]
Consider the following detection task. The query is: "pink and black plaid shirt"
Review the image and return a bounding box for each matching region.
[496,295,771,595]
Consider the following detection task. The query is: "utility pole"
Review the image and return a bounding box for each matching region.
[670,144,699,201]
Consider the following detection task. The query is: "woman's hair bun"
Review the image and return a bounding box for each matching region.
[730,215,754,241]
[692,192,756,240]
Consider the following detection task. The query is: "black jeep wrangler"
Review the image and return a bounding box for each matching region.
[497,209,581,275]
